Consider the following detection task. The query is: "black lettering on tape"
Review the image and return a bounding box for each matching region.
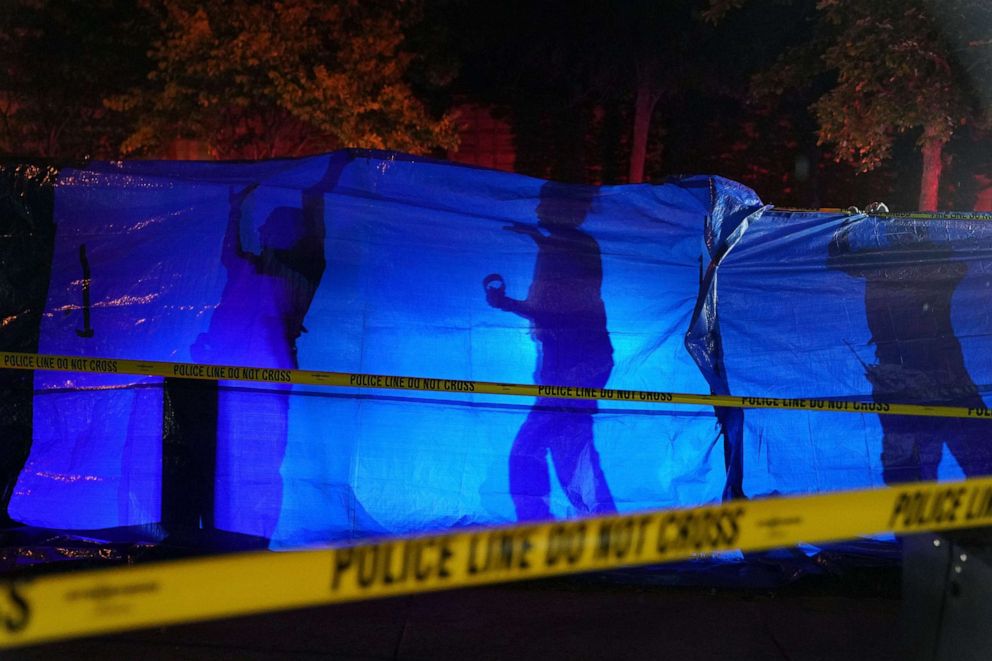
[4,354,35,369]
[357,544,380,587]
[465,528,534,575]
[638,391,673,402]
[383,376,406,389]
[330,548,354,590]
[593,517,651,561]
[466,534,485,575]
[173,363,205,378]
[1,580,30,634]
[332,537,456,589]
[443,379,475,393]
[656,507,743,554]
[965,486,992,521]
[852,401,891,413]
[350,374,384,388]
[437,539,455,578]
[381,543,406,585]
[518,532,534,570]
[87,359,118,374]
[889,488,966,530]
[889,493,910,530]
[545,523,586,566]
[413,539,434,581]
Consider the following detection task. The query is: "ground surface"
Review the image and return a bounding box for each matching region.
[6,571,902,661]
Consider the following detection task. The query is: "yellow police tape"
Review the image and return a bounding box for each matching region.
[874,211,992,221]
[3,350,992,420]
[3,475,992,647]
[771,207,992,221]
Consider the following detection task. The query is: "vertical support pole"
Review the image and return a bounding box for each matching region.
[161,377,218,533]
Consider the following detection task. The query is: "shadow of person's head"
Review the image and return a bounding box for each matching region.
[537,181,597,230]
[258,207,307,249]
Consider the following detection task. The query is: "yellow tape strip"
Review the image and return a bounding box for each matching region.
[873,211,992,220]
[2,351,991,420]
[771,207,992,221]
[2,475,992,647]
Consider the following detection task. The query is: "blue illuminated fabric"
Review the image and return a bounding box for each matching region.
[9,150,992,551]
[710,210,992,498]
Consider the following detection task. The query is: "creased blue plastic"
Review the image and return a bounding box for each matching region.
[713,210,992,498]
[10,151,765,549]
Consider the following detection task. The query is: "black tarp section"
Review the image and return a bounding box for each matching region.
[0,163,57,526]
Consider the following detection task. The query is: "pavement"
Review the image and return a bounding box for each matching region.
[5,571,902,661]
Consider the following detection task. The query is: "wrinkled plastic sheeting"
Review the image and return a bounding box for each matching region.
[0,162,57,529]
[0,525,161,574]
[711,210,992,498]
[7,151,768,548]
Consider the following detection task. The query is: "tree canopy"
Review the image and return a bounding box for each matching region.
[110,0,457,159]
[710,0,992,209]
[0,0,152,159]
[2,0,991,208]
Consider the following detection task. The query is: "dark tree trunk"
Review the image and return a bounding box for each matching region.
[628,73,661,184]
[919,138,944,211]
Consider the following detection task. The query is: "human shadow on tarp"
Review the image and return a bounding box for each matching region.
[828,220,992,484]
[484,181,616,521]
[166,157,344,540]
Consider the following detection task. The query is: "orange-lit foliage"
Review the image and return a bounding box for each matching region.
[713,0,992,210]
[110,0,457,159]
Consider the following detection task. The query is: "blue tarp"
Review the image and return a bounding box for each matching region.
[711,210,992,496]
[6,150,992,551]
